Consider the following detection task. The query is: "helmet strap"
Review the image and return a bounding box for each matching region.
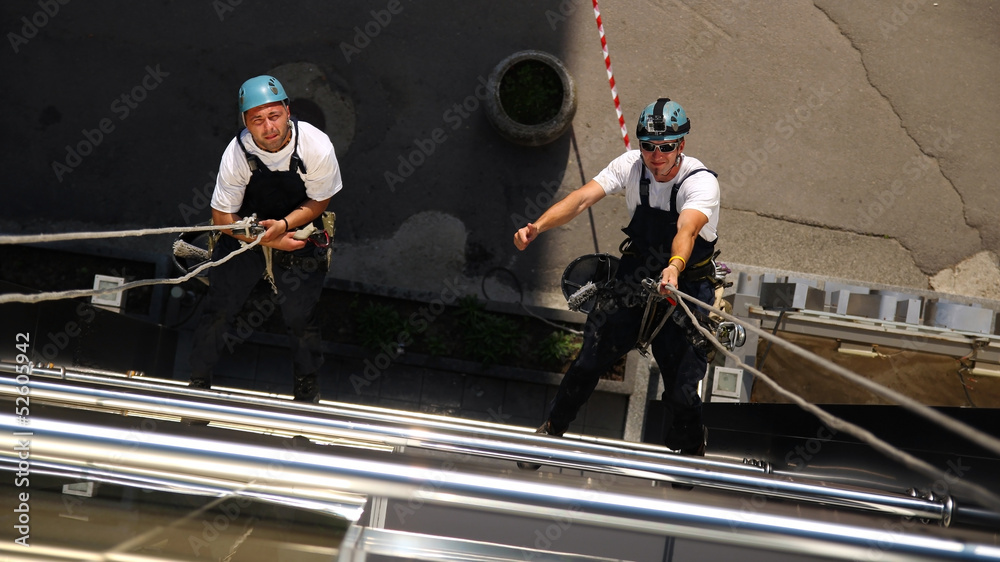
[670,152,683,175]
[640,153,682,187]
[272,126,293,153]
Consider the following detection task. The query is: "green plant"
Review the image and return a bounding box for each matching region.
[453,295,523,366]
[537,331,582,369]
[498,59,564,125]
[353,302,409,352]
[423,334,449,357]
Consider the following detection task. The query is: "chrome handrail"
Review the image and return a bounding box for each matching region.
[1,413,995,561]
[0,366,954,524]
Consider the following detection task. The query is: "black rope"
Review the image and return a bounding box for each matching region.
[756,309,787,370]
[481,266,581,335]
[956,365,978,408]
[570,127,600,254]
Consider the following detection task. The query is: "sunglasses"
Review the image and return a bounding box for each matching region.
[640,140,680,153]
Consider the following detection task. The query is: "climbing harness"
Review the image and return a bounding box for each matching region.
[172,211,336,294]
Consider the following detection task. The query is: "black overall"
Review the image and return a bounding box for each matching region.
[617,166,718,287]
[547,164,718,451]
[236,119,324,232]
[190,120,328,399]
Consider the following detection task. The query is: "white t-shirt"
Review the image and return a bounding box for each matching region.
[593,150,719,242]
[211,120,343,214]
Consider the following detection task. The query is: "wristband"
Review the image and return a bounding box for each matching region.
[669,255,686,270]
[281,218,289,232]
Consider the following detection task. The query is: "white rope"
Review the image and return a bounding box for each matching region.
[666,285,1000,512]
[686,289,1000,457]
[0,218,258,245]
[0,236,262,305]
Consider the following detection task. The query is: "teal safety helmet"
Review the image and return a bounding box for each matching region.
[636,98,690,142]
[238,75,288,114]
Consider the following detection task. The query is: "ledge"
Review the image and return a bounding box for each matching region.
[324,275,587,327]
[244,331,634,396]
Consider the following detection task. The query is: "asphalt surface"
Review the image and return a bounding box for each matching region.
[2,1,998,307]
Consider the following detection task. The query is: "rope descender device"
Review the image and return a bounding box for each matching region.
[636,279,746,357]
[231,213,267,239]
[636,278,678,356]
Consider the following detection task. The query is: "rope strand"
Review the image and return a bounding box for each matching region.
[666,284,1000,512]
[0,219,257,245]
[0,236,262,305]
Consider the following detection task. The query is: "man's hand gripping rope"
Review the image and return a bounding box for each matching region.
[232,214,267,239]
[637,279,746,356]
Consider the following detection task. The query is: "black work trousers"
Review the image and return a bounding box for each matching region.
[547,278,714,449]
[189,235,327,382]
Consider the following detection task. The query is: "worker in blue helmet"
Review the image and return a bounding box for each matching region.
[188,75,343,402]
[514,98,720,462]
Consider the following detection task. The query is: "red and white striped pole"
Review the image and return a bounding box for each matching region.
[593,0,631,151]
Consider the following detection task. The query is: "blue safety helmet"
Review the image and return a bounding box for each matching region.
[238,75,288,114]
[636,98,690,141]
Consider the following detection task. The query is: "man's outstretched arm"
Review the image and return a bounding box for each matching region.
[513,180,606,250]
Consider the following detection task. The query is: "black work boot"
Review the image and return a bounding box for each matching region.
[517,420,564,471]
[183,377,213,426]
[189,376,212,390]
[293,373,320,403]
[680,426,707,457]
[667,425,707,490]
[667,423,707,457]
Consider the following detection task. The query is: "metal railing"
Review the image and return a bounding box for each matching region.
[0,364,962,526]
[2,408,997,561]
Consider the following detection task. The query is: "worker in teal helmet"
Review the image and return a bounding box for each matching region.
[514,98,720,463]
[189,74,344,403]
[636,98,690,140]
[238,75,289,124]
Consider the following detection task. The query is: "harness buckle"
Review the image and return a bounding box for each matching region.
[618,237,637,257]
